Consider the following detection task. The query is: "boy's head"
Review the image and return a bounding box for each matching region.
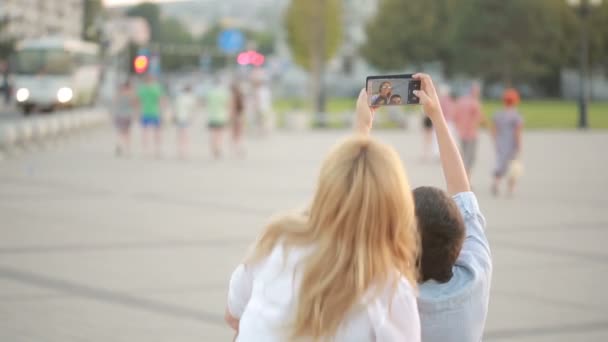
[413,186,465,283]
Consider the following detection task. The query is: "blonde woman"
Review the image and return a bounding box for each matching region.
[225,89,421,341]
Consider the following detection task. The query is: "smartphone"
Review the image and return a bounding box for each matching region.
[366,74,421,106]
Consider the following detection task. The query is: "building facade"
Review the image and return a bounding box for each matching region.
[1,0,83,41]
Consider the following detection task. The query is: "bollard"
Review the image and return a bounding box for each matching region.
[17,121,34,146]
[73,115,83,130]
[0,124,18,158]
[32,118,50,149]
[0,108,110,160]
[32,118,49,140]
[59,114,72,134]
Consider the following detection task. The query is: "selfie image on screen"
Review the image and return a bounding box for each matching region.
[368,78,409,106]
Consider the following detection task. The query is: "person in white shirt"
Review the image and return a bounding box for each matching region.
[174,84,197,159]
[225,89,421,341]
[412,73,492,342]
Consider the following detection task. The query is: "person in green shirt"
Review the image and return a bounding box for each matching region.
[137,74,166,157]
[206,81,230,159]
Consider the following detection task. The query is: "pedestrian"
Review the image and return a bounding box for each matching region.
[250,69,274,136]
[491,88,524,197]
[230,82,245,156]
[454,82,485,180]
[412,73,492,342]
[136,74,166,158]
[112,79,137,156]
[0,60,11,106]
[174,84,197,159]
[225,89,421,341]
[438,84,457,136]
[421,105,434,162]
[206,78,230,159]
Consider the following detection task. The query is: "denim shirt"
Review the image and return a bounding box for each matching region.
[418,192,492,342]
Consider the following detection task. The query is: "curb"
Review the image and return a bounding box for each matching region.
[0,108,108,159]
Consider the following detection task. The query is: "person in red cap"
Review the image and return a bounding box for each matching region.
[490,88,523,196]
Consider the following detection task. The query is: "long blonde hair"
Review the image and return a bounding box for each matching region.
[246,135,419,340]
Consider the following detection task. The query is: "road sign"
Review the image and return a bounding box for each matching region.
[217,29,245,54]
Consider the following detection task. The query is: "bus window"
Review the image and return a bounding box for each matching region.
[15,49,73,75]
[74,52,98,66]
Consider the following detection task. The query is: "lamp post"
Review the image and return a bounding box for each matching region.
[567,0,603,129]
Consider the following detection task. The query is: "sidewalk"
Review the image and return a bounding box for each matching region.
[0,128,607,341]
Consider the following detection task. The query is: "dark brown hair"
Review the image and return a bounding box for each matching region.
[413,186,465,283]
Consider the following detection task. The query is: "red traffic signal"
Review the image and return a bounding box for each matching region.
[134,55,149,74]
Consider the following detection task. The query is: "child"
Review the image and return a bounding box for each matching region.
[412,74,492,342]
[491,88,524,196]
[112,79,136,156]
[174,84,197,159]
[206,80,230,159]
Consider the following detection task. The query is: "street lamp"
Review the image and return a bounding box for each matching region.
[567,0,603,129]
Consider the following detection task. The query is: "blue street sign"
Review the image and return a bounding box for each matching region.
[217,29,245,54]
[138,47,150,57]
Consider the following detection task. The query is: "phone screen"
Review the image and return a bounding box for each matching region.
[366,74,421,106]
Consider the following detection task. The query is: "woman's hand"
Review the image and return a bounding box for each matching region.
[355,88,374,135]
[225,307,239,331]
[412,73,443,121]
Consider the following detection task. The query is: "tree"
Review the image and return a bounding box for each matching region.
[361,0,442,71]
[448,0,571,86]
[249,31,275,56]
[587,3,608,74]
[83,0,104,43]
[159,17,197,71]
[0,17,15,59]
[285,0,342,117]
[198,24,228,70]
[360,0,608,96]
[127,2,161,42]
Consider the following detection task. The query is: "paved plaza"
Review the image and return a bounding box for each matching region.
[0,122,607,341]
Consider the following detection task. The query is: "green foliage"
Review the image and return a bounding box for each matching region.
[126,2,161,42]
[361,0,608,91]
[449,0,568,84]
[588,3,608,73]
[0,18,15,59]
[250,31,275,56]
[83,0,104,42]
[274,98,608,129]
[284,0,342,71]
[159,18,198,71]
[361,0,441,70]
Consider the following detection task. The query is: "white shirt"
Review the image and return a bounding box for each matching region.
[228,242,421,341]
[175,92,196,123]
[418,192,492,342]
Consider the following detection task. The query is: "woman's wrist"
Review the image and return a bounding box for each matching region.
[427,107,444,123]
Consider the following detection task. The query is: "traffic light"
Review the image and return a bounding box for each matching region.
[134,55,149,74]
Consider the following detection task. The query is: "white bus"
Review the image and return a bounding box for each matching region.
[12,37,102,114]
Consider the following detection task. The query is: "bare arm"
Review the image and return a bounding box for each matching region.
[490,120,497,144]
[515,122,523,155]
[225,307,239,331]
[413,74,470,195]
[354,88,374,135]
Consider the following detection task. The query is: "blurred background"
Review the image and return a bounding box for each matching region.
[1,0,607,126]
[0,0,608,341]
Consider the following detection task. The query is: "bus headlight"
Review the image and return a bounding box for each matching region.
[57,87,73,104]
[16,88,30,102]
